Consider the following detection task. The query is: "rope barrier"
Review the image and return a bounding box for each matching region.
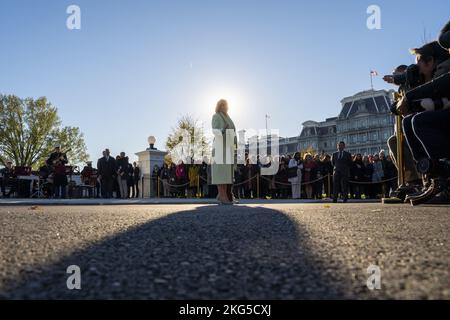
[234,175,259,187]
[147,177,192,188]
[6,170,399,199]
[204,173,396,187]
[348,176,397,185]
[195,171,397,187]
[165,181,191,187]
[259,174,327,186]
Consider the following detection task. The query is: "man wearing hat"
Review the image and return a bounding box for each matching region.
[0,160,15,198]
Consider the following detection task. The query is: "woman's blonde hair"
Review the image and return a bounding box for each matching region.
[215,99,228,114]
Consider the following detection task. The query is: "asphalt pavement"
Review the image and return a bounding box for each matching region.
[0,203,448,299]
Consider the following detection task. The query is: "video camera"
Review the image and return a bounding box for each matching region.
[392,64,423,89]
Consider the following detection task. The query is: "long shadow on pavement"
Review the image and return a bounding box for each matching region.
[2,205,354,299]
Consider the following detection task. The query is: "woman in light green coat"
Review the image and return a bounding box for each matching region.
[211,99,236,204]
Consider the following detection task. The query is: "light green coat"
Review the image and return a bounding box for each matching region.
[211,112,236,185]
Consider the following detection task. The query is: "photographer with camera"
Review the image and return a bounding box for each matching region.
[397,23,450,205]
[384,65,422,202]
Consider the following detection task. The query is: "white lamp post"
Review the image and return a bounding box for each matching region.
[147,136,156,150]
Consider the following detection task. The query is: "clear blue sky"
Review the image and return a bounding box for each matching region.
[1,0,448,162]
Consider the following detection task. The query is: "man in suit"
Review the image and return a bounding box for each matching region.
[97,149,117,198]
[331,141,353,203]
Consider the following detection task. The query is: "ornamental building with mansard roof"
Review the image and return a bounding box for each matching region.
[279,89,395,156]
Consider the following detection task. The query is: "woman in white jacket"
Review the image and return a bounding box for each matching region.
[288,152,303,199]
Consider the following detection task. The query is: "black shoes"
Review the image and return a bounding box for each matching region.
[409,179,448,206]
[424,189,450,204]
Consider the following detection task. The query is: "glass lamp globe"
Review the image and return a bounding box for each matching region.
[148,136,156,146]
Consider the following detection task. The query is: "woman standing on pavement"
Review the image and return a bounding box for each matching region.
[211,99,236,205]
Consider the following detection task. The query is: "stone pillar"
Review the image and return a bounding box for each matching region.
[135,136,168,198]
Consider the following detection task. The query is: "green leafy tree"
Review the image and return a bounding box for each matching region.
[166,114,210,163]
[0,94,89,169]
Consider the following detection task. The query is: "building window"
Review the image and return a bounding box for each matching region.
[370,132,378,141]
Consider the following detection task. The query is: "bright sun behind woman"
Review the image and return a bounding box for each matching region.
[203,87,247,121]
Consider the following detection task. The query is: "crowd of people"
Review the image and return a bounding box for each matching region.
[92,149,141,199]
[0,145,397,200]
[0,148,142,199]
[147,148,397,201]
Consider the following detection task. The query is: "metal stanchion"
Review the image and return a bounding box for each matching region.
[157,176,160,198]
[383,114,414,204]
[197,175,200,198]
[327,174,331,198]
[256,173,260,199]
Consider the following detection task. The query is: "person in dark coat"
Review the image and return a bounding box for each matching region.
[351,154,366,199]
[275,157,289,199]
[199,159,209,197]
[126,162,134,198]
[97,149,117,198]
[1,161,16,198]
[46,146,68,199]
[331,141,353,203]
[132,162,141,198]
[321,154,334,198]
[364,155,375,199]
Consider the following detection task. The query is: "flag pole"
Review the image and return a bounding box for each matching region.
[370,72,374,91]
